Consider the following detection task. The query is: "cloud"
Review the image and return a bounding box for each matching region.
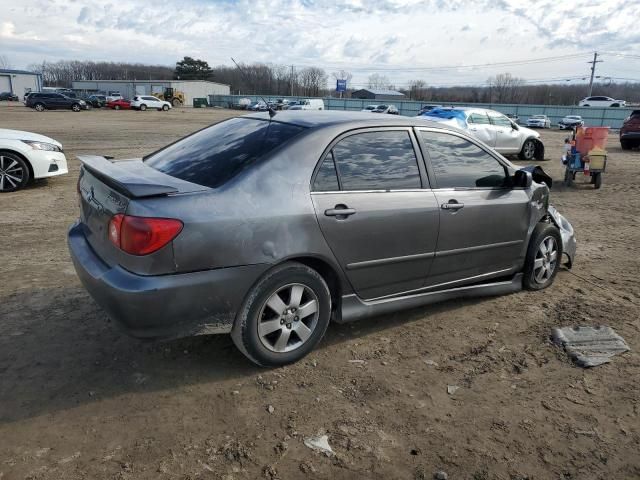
[1,0,638,88]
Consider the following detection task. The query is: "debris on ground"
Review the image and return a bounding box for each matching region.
[303,434,334,456]
[552,326,630,367]
[423,359,439,367]
[434,470,448,480]
[447,385,460,395]
[267,405,275,414]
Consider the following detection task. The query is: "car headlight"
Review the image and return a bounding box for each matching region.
[79,100,86,105]
[22,140,63,152]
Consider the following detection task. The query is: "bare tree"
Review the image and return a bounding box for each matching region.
[299,67,328,96]
[0,55,11,69]
[367,73,392,90]
[486,72,525,103]
[408,79,429,101]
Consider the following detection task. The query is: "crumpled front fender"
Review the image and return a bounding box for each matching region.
[547,205,576,268]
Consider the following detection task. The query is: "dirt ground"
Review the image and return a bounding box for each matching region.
[0,104,639,480]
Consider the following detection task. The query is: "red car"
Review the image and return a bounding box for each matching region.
[107,99,131,110]
[620,110,640,150]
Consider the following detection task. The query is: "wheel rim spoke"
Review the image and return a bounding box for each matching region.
[288,285,304,308]
[298,300,317,319]
[258,319,283,337]
[274,329,291,351]
[294,322,312,342]
[266,293,287,315]
[549,250,557,263]
[534,258,544,269]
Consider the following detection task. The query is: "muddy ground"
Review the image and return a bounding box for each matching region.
[0,104,639,480]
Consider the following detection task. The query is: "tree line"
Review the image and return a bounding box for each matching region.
[27,57,639,105]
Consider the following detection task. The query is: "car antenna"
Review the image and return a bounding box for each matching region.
[231,57,277,118]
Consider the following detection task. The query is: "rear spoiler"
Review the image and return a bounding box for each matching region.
[78,155,179,198]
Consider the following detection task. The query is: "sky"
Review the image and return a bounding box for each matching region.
[1,0,640,88]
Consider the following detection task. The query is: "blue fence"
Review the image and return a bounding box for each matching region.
[208,94,634,128]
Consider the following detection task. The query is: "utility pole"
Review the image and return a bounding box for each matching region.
[290,65,294,97]
[587,52,603,96]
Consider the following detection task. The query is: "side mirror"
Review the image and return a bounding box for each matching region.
[513,170,532,188]
[511,122,519,130]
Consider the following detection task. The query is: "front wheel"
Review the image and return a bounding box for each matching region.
[139,104,147,111]
[162,105,169,111]
[71,103,81,112]
[519,139,536,160]
[0,152,30,192]
[114,105,120,110]
[621,140,632,150]
[231,262,331,366]
[523,223,562,290]
[34,103,45,112]
[594,172,602,189]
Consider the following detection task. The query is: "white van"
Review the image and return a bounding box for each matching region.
[288,99,324,110]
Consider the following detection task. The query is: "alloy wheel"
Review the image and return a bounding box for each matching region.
[257,283,319,353]
[533,236,558,284]
[0,156,25,191]
[523,140,535,159]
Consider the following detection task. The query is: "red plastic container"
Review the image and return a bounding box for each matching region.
[576,127,609,155]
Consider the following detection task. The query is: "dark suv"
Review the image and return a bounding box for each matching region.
[26,93,87,112]
[620,110,640,150]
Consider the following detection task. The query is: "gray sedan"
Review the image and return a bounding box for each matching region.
[68,111,576,366]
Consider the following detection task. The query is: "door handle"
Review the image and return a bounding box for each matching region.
[325,204,356,218]
[441,202,464,211]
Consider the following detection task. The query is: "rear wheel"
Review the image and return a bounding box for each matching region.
[523,223,562,290]
[519,139,536,160]
[71,103,81,112]
[231,262,331,366]
[171,98,182,107]
[34,103,45,112]
[140,104,147,111]
[594,172,602,189]
[0,152,30,192]
[621,140,632,150]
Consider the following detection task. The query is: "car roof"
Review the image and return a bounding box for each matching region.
[243,110,458,130]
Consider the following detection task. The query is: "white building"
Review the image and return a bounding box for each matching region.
[71,79,230,106]
[0,69,43,99]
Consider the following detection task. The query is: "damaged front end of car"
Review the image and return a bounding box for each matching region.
[547,204,576,268]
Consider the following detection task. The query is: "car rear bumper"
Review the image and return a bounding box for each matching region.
[68,222,270,340]
[620,132,640,140]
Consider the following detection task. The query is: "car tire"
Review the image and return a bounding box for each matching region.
[231,262,331,367]
[114,105,120,110]
[162,105,169,111]
[621,140,632,150]
[171,99,182,107]
[518,139,536,160]
[140,104,147,111]
[71,103,81,112]
[0,151,30,192]
[523,223,562,291]
[34,103,45,112]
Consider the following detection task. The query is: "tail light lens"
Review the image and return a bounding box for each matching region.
[108,214,183,256]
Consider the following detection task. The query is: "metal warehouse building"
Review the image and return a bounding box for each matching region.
[71,79,230,106]
[351,88,406,101]
[0,69,43,99]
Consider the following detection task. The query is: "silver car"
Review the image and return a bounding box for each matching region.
[68,111,575,366]
[419,107,544,161]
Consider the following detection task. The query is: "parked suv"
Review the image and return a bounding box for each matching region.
[420,107,544,160]
[130,95,172,111]
[68,111,575,366]
[578,96,626,108]
[26,93,87,112]
[0,92,19,101]
[620,110,640,150]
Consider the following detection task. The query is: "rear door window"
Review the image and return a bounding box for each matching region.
[419,131,508,189]
[331,131,421,190]
[313,152,340,192]
[145,118,305,188]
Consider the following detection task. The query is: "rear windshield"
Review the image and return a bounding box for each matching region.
[144,118,306,188]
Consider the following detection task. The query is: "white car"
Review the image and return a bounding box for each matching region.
[287,99,325,110]
[0,129,68,192]
[526,115,551,129]
[130,95,172,111]
[578,96,626,108]
[419,107,543,160]
[361,105,378,112]
[106,92,124,102]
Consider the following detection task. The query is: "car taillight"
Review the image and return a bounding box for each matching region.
[108,214,183,256]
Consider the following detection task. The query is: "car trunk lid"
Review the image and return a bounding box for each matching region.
[77,155,208,270]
